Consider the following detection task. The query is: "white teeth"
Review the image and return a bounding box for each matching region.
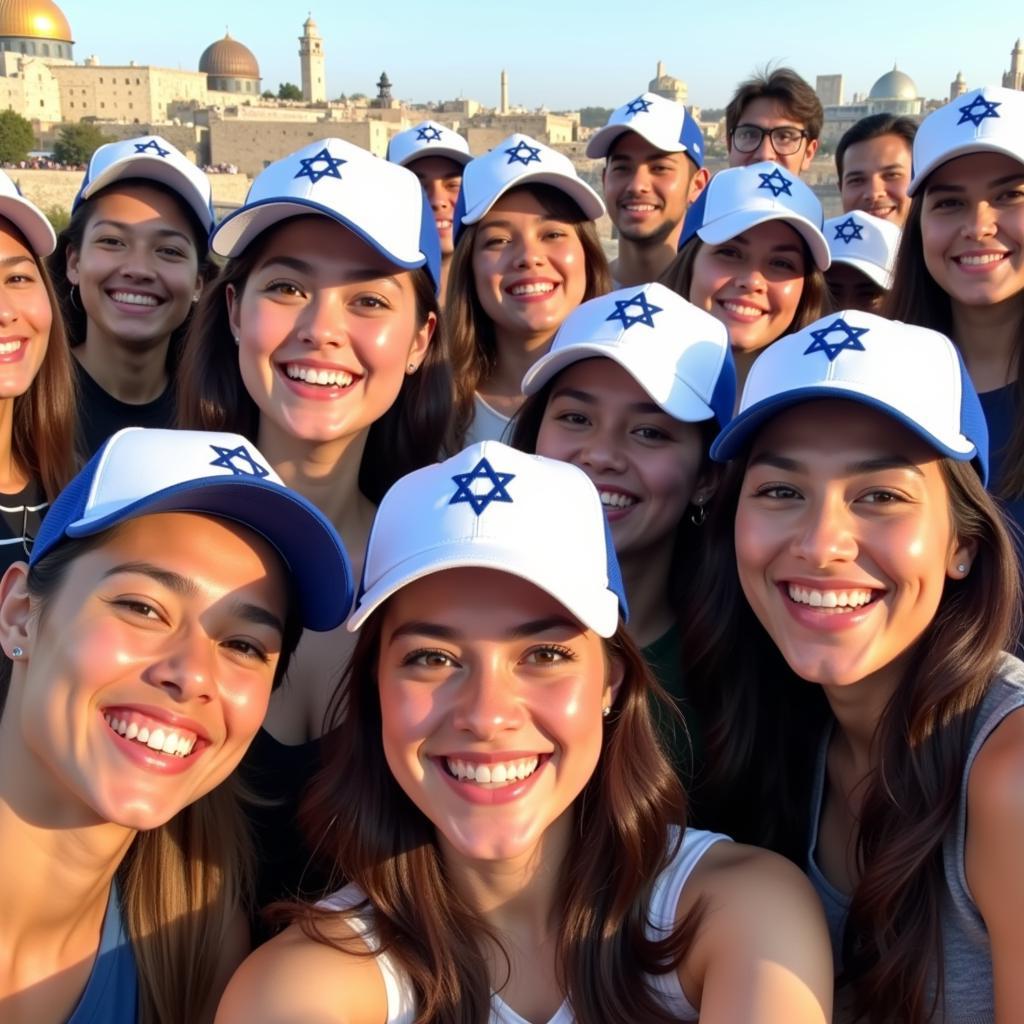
[284,364,354,387]
[110,291,159,306]
[786,584,875,610]
[723,301,765,317]
[509,282,555,296]
[125,721,139,740]
[147,728,166,751]
[103,713,197,757]
[445,756,540,785]
[138,726,150,743]
[957,253,1005,266]
[624,203,657,211]
[599,491,636,509]
[0,339,23,354]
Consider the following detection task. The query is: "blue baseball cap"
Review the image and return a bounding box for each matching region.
[711,311,988,483]
[586,92,705,169]
[211,138,442,293]
[32,428,354,632]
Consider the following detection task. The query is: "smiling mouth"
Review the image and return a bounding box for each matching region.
[721,300,767,317]
[443,755,542,786]
[104,711,198,757]
[508,282,556,297]
[0,339,24,355]
[284,364,355,388]
[599,489,637,511]
[953,253,1008,267]
[108,290,161,307]
[786,583,882,613]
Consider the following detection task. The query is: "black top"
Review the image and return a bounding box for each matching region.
[74,360,177,458]
[0,477,47,573]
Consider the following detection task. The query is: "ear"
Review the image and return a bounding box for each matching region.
[947,534,979,581]
[406,308,436,372]
[225,283,241,344]
[603,649,626,713]
[65,245,80,286]
[802,138,820,172]
[0,562,33,659]
[688,166,710,204]
[192,272,204,305]
[691,462,722,507]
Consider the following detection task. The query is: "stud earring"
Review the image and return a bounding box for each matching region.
[957,563,968,574]
[601,705,611,718]
[407,362,418,374]
[10,646,23,658]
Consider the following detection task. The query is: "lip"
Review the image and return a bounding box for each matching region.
[275,360,362,402]
[504,277,560,302]
[951,250,1011,274]
[776,579,885,633]
[432,752,550,806]
[864,203,898,219]
[435,218,453,232]
[0,337,29,364]
[618,200,661,219]
[101,702,212,742]
[105,289,166,315]
[595,484,640,522]
[717,297,769,323]
[99,708,211,776]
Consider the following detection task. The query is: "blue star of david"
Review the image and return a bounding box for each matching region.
[605,291,663,330]
[504,140,542,166]
[957,95,1001,127]
[449,458,515,516]
[294,147,346,184]
[757,167,793,197]
[625,96,652,116]
[832,216,864,244]
[134,139,169,158]
[803,318,870,362]
[209,444,270,478]
[416,125,443,142]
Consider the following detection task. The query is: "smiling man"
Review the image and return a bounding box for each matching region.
[587,92,709,287]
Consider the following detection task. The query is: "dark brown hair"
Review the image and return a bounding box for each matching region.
[835,113,918,181]
[725,66,824,142]
[292,614,703,1023]
[175,216,452,504]
[446,184,612,449]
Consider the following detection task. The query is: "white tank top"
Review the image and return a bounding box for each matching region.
[317,827,728,1023]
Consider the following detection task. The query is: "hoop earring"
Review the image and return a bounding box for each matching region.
[69,284,82,312]
[689,502,706,527]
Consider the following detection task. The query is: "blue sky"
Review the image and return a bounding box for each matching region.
[64,0,1021,110]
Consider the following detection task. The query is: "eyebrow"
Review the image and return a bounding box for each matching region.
[926,173,1024,194]
[256,255,400,286]
[747,452,924,477]
[388,614,583,644]
[844,162,906,178]
[0,254,34,267]
[88,219,194,244]
[550,386,664,416]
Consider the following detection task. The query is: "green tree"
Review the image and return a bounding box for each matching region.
[52,123,109,165]
[43,204,70,233]
[261,89,275,100]
[0,109,34,164]
[277,82,302,101]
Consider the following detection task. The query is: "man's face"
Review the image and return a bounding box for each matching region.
[728,98,818,175]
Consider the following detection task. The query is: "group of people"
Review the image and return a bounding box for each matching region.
[0,62,1021,1024]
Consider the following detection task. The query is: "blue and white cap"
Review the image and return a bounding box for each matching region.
[211,138,442,292]
[348,441,627,637]
[387,120,472,168]
[909,86,1024,195]
[824,211,900,289]
[523,282,735,428]
[74,136,215,233]
[0,169,55,256]
[454,133,605,242]
[585,92,705,168]
[31,428,354,632]
[711,311,988,483]
[680,160,829,270]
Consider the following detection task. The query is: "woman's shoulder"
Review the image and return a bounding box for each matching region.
[215,917,388,1024]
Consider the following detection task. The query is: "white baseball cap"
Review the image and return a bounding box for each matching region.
[32,427,354,631]
[387,120,472,168]
[522,282,735,428]
[586,92,705,167]
[711,311,988,483]
[680,161,829,271]
[0,169,55,256]
[74,135,214,233]
[454,133,605,241]
[909,86,1024,195]
[824,212,900,289]
[348,441,628,637]
[211,138,442,291]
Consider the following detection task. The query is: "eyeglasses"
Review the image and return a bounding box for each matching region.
[730,124,809,156]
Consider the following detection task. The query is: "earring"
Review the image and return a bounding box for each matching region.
[10,646,23,658]
[68,284,82,312]
[407,362,418,374]
[601,705,611,718]
[957,563,968,574]
[689,502,706,527]
[192,293,201,304]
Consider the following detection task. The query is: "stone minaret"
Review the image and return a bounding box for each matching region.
[1004,39,1024,91]
[949,70,967,101]
[299,14,326,103]
[500,69,509,114]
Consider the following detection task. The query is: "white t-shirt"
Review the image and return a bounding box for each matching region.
[464,392,513,447]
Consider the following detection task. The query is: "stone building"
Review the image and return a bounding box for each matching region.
[1004,39,1024,91]
[0,0,72,62]
[299,15,325,103]
[199,32,261,96]
[820,65,924,145]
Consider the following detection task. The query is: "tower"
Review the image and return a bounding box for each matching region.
[299,13,325,103]
[1004,38,1024,91]
[950,70,967,101]
[500,69,509,114]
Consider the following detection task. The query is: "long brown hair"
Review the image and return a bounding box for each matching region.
[292,615,703,1024]
[686,454,1019,1023]
[885,190,1024,499]
[446,184,612,449]
[175,217,452,503]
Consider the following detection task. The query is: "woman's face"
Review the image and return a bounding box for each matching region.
[229,217,435,445]
[689,220,808,355]
[377,567,619,863]
[535,358,707,562]
[471,189,588,343]
[1,513,289,831]
[734,401,972,693]
[921,151,1024,310]
[66,183,202,350]
[0,219,52,400]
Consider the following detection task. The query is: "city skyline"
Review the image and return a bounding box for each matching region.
[70,0,1021,111]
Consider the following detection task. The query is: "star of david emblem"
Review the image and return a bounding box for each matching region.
[209,444,270,478]
[625,96,652,116]
[449,458,515,516]
[803,318,870,362]
[605,291,663,330]
[757,167,793,198]
[957,94,1001,127]
[416,125,443,142]
[504,140,542,166]
[832,216,864,244]
[134,139,169,158]
[294,147,346,184]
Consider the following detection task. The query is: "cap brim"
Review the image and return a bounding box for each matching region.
[699,208,831,271]
[397,147,473,168]
[710,386,982,480]
[0,195,55,256]
[461,172,605,225]
[80,156,213,232]
[585,122,686,159]
[347,542,620,637]
[828,254,892,290]
[67,477,354,631]
[909,140,1024,196]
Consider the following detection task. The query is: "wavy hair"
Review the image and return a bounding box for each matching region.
[290,615,704,1024]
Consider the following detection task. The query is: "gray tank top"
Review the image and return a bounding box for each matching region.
[806,653,1024,1023]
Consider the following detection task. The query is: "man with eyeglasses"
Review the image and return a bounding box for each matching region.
[725,67,823,176]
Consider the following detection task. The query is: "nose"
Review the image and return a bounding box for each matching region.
[734,266,767,292]
[789,493,858,567]
[0,289,19,325]
[117,244,157,281]
[143,624,215,704]
[623,165,652,196]
[451,656,524,740]
[512,235,546,269]
[424,179,452,213]
[578,428,627,474]
[963,200,998,241]
[297,289,346,348]
[750,134,776,164]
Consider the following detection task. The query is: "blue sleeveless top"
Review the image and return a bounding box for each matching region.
[68,883,139,1023]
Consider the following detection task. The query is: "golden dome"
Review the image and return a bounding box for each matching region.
[0,0,72,42]
[199,32,260,80]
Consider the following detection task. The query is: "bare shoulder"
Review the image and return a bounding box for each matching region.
[215,920,387,1024]
[968,704,1024,818]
